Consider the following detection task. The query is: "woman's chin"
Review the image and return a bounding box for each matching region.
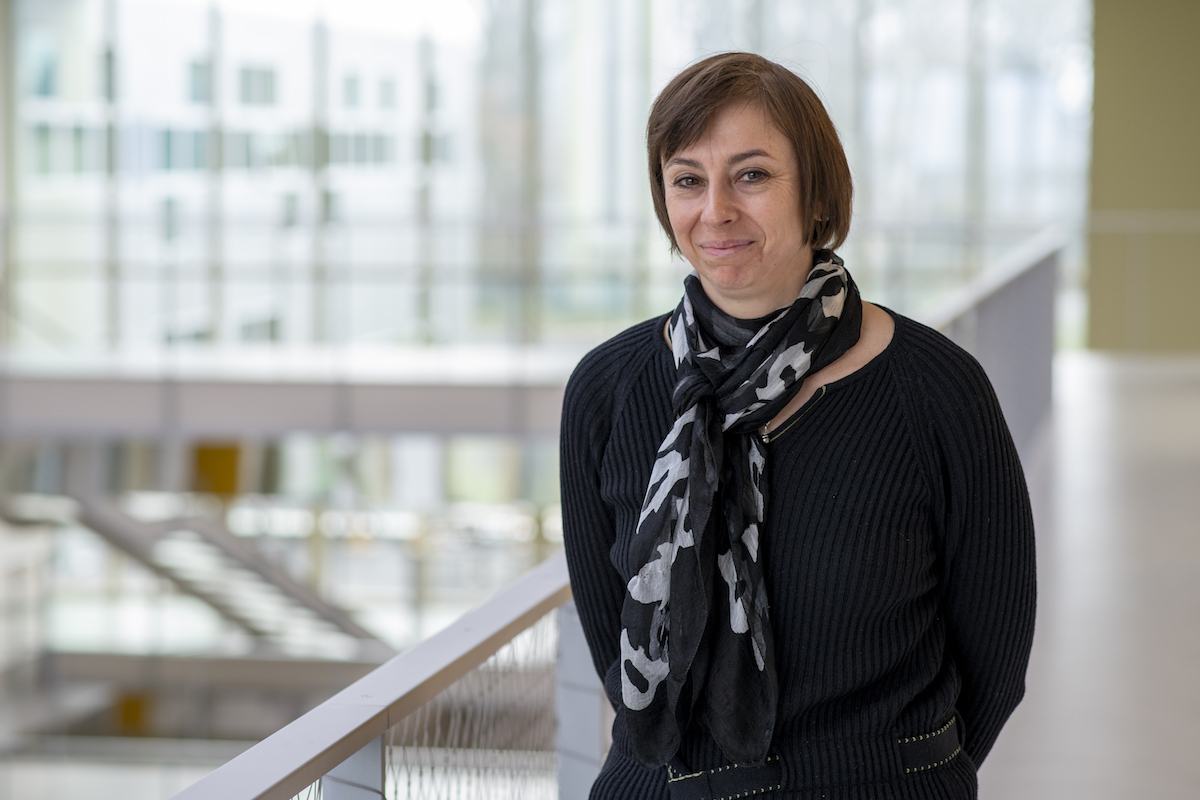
[698,266,782,298]
[696,262,757,290]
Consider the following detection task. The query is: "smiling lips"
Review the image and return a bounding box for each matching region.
[700,239,755,258]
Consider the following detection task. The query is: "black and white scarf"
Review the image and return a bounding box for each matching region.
[620,252,862,768]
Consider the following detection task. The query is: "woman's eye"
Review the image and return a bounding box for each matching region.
[673,175,700,188]
[741,170,767,182]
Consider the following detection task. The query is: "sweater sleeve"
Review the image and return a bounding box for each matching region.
[910,335,1037,766]
[560,346,631,710]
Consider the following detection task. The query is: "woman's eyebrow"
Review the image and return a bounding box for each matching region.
[665,156,702,169]
[665,149,774,170]
[727,148,771,165]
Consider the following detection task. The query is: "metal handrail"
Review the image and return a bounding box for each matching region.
[921,226,1063,462]
[172,551,571,800]
[922,225,1064,332]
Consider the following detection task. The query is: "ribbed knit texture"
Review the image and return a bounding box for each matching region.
[560,310,1036,800]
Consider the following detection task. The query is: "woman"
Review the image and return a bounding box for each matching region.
[560,52,1035,800]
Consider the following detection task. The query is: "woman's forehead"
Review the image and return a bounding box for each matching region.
[664,103,790,166]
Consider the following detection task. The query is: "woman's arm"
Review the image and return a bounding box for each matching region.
[922,343,1038,766]
[560,351,632,709]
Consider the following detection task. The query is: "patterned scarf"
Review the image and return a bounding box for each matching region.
[620,252,862,768]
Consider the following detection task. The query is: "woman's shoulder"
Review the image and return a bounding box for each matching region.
[561,311,676,455]
[887,310,998,407]
[565,314,671,404]
[884,310,1013,464]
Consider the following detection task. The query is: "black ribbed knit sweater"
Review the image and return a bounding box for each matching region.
[560,309,1036,800]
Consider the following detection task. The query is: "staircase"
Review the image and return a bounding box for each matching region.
[3,444,395,662]
[75,496,393,660]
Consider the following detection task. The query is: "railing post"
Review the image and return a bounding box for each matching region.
[322,735,385,799]
[557,600,609,800]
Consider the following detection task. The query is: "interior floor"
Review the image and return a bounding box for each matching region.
[980,351,1200,798]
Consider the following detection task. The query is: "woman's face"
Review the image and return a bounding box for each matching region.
[662,102,812,319]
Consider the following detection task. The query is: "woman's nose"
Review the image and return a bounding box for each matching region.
[700,182,737,227]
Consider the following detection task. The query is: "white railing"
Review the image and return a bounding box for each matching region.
[170,230,1062,800]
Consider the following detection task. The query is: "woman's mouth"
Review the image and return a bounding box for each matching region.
[700,240,753,258]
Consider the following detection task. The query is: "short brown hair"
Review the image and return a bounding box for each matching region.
[647,52,853,253]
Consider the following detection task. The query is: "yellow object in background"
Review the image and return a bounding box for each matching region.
[113,692,154,737]
[192,443,240,497]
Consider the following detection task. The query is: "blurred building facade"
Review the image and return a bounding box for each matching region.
[1,0,1091,355]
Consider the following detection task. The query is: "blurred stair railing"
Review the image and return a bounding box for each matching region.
[172,551,575,800]
[51,443,394,660]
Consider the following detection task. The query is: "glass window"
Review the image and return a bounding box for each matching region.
[32,56,56,98]
[331,133,349,165]
[372,134,389,163]
[33,124,52,173]
[71,126,86,172]
[189,60,211,104]
[262,69,276,104]
[160,128,173,170]
[99,49,116,101]
[282,193,299,227]
[161,197,178,241]
[193,130,208,169]
[321,190,338,223]
[240,66,276,106]
[226,131,249,169]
